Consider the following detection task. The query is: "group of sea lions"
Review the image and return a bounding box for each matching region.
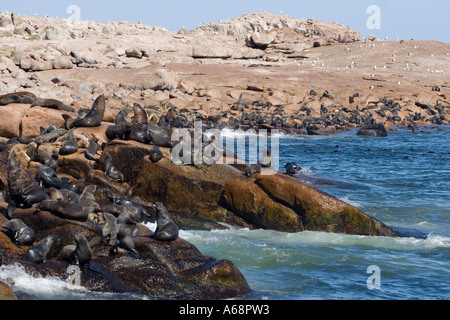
[1,92,180,271]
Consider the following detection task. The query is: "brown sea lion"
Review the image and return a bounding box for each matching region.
[73,95,106,127]
[0,92,37,105]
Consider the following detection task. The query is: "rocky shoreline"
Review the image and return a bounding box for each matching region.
[0,11,448,300]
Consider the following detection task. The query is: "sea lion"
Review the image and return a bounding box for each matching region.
[109,230,139,257]
[105,121,129,140]
[0,92,37,105]
[150,202,179,241]
[115,105,132,125]
[70,233,92,268]
[2,219,35,246]
[35,128,67,145]
[146,124,173,147]
[244,161,261,181]
[284,162,301,175]
[62,114,75,130]
[149,145,163,163]
[131,102,148,124]
[30,98,75,112]
[125,122,151,144]
[38,192,89,221]
[109,196,151,222]
[44,151,59,170]
[73,95,106,127]
[59,131,79,155]
[102,212,118,245]
[7,151,49,218]
[25,235,59,264]
[84,137,99,162]
[104,152,124,183]
[79,185,101,213]
[35,165,78,192]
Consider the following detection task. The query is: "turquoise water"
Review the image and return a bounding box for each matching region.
[183,125,450,300]
[1,126,449,300]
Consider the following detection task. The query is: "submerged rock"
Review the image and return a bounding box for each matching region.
[357,124,388,137]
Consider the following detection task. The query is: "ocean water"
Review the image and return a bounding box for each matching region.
[1,125,449,300]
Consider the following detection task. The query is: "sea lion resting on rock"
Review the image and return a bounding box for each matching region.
[58,233,92,268]
[25,235,59,264]
[7,152,49,218]
[38,190,89,221]
[2,219,36,246]
[104,152,124,183]
[73,95,106,128]
[59,131,79,155]
[109,230,139,257]
[0,92,36,105]
[35,165,79,193]
[150,202,179,242]
[31,98,75,112]
[84,137,99,162]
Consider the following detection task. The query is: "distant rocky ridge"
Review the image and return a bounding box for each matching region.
[1,11,448,136]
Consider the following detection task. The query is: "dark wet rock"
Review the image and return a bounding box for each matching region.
[356,123,388,137]
[0,206,250,299]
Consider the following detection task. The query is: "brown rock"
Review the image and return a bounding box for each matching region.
[141,69,179,91]
[30,59,53,71]
[3,205,250,300]
[0,282,15,300]
[255,174,396,236]
[221,177,303,232]
[52,56,74,69]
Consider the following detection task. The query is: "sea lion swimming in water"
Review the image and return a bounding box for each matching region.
[73,95,106,127]
[2,219,35,246]
[104,152,124,183]
[25,235,59,264]
[150,202,179,242]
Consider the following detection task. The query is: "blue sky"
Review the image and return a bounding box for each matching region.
[2,0,449,43]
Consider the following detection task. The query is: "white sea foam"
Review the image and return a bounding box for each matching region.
[0,263,87,299]
[338,196,362,208]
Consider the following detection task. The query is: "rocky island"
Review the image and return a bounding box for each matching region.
[0,11,448,300]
